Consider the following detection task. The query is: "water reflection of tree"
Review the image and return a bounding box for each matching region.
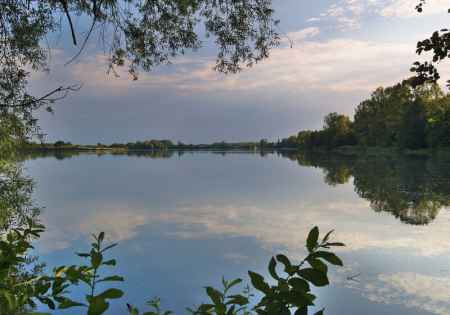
[0,157,44,314]
[19,149,176,160]
[285,151,450,225]
[0,159,40,231]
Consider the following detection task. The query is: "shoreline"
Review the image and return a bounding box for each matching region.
[19,145,450,157]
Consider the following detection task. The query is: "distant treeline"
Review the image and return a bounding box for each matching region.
[23,79,450,152]
[23,139,275,151]
[279,79,450,150]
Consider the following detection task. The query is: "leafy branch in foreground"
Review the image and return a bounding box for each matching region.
[128,227,345,315]
[1,226,343,315]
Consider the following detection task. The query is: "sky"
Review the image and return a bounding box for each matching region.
[31,0,450,144]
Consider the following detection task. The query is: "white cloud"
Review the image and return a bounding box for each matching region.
[286,27,320,43]
[380,0,449,18]
[38,196,450,258]
[38,207,150,252]
[362,272,450,315]
[309,0,448,32]
[63,35,421,94]
[314,0,376,30]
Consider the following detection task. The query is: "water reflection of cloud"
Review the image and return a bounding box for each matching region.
[154,203,450,257]
[38,208,149,252]
[361,272,450,315]
[38,199,450,258]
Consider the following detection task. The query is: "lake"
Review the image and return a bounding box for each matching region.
[23,150,450,315]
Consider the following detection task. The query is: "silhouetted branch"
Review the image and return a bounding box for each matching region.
[60,0,77,46]
[1,85,81,109]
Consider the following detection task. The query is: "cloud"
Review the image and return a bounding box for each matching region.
[380,0,449,18]
[313,0,377,31]
[286,27,320,43]
[309,0,448,32]
[362,272,450,315]
[38,206,150,252]
[62,35,419,95]
[38,194,450,257]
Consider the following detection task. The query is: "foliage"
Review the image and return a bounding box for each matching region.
[0,217,50,315]
[0,222,344,315]
[128,226,344,315]
[0,0,279,147]
[411,1,450,86]
[280,79,450,150]
[287,151,450,225]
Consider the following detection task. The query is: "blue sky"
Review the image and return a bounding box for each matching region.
[31,0,450,144]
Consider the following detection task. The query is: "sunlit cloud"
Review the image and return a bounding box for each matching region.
[37,207,149,252]
[361,272,450,315]
[380,0,449,18]
[37,196,450,258]
[61,35,420,95]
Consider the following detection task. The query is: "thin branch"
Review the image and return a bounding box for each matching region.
[64,19,96,66]
[1,85,81,109]
[65,0,101,65]
[60,0,77,46]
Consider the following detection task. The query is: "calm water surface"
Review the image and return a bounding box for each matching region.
[24,151,450,315]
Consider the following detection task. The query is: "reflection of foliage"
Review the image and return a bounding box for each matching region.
[0,158,43,315]
[0,160,39,231]
[19,149,176,161]
[286,151,450,225]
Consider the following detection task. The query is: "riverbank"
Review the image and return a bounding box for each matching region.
[20,143,450,158]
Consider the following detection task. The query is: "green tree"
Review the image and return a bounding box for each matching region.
[411,1,450,86]
[322,112,354,147]
[1,0,280,147]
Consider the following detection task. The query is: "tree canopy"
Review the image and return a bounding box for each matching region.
[281,79,450,150]
[411,0,450,85]
[0,0,280,148]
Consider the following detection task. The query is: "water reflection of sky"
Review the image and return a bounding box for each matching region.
[25,152,450,315]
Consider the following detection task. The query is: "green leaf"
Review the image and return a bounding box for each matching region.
[306,226,319,252]
[313,251,343,266]
[198,303,214,313]
[297,268,329,287]
[57,297,86,309]
[268,257,280,280]
[98,232,105,243]
[102,259,117,266]
[91,251,103,269]
[226,305,236,315]
[294,306,308,315]
[226,295,249,306]
[97,275,124,283]
[276,254,296,275]
[127,304,139,315]
[97,288,124,300]
[314,309,325,315]
[87,296,109,315]
[321,230,334,244]
[206,286,223,305]
[215,302,226,315]
[227,278,242,289]
[101,243,118,253]
[289,290,315,307]
[326,242,345,247]
[307,258,328,273]
[288,278,310,292]
[248,271,271,294]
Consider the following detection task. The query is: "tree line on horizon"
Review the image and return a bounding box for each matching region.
[279,79,450,150]
[25,78,450,153]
